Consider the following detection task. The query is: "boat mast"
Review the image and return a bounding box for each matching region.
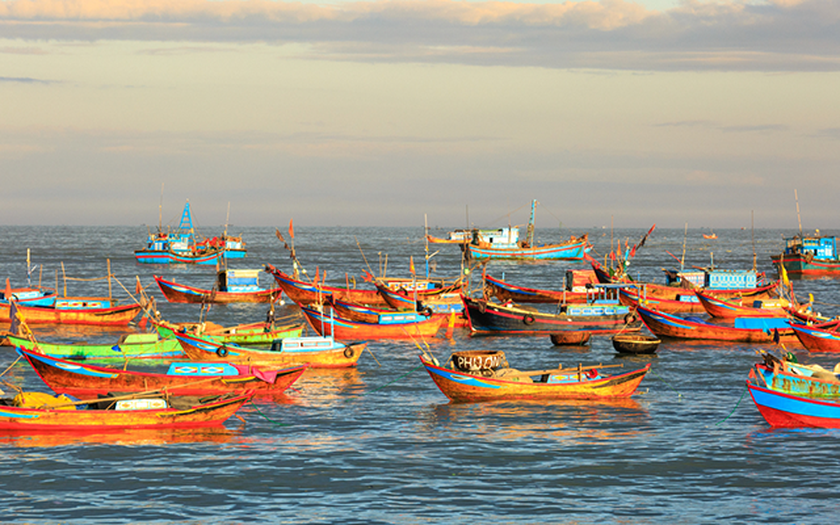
[158,182,164,233]
[526,199,536,247]
[795,188,802,237]
[751,210,757,272]
[681,223,687,272]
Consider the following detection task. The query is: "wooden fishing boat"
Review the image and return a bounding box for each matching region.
[461,200,591,261]
[328,298,432,325]
[152,318,304,346]
[482,271,594,304]
[1,301,142,326]
[154,270,283,304]
[265,265,387,307]
[18,347,306,397]
[635,304,798,343]
[462,285,642,336]
[747,369,840,428]
[300,305,444,340]
[174,331,366,368]
[611,334,660,354]
[374,280,465,312]
[753,352,840,398]
[419,351,651,402]
[1,279,56,308]
[790,321,840,353]
[5,333,184,361]
[771,232,840,278]
[695,289,790,318]
[135,201,246,265]
[0,390,252,430]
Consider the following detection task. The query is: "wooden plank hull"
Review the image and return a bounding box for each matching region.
[771,254,840,278]
[1,302,141,326]
[174,332,365,368]
[153,319,304,346]
[421,357,650,402]
[482,275,588,304]
[0,392,252,430]
[20,348,306,397]
[463,297,641,336]
[695,290,787,318]
[635,304,797,343]
[154,276,282,304]
[135,248,246,265]
[464,238,589,261]
[790,322,840,352]
[6,334,183,361]
[754,363,840,398]
[748,379,840,428]
[265,266,387,307]
[300,306,444,340]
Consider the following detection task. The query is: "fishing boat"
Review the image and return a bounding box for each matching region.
[374,278,465,312]
[753,352,840,398]
[0,390,252,430]
[173,331,366,368]
[611,334,660,354]
[1,301,142,326]
[462,284,642,336]
[18,347,306,397]
[265,265,388,307]
[635,304,798,343]
[703,229,717,240]
[135,201,247,265]
[5,332,184,361]
[300,304,444,340]
[461,200,591,261]
[152,318,304,346]
[154,270,282,304]
[1,279,56,308]
[549,331,592,345]
[695,289,790,318]
[771,232,840,278]
[789,321,840,353]
[419,350,650,402]
[747,369,840,428]
[482,270,596,304]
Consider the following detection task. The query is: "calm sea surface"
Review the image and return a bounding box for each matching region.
[2,225,840,524]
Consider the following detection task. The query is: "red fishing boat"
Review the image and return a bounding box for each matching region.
[790,321,840,353]
[635,304,798,343]
[264,265,387,307]
[695,289,790,318]
[1,301,142,326]
[154,271,282,304]
[18,347,306,397]
[481,272,594,304]
[300,304,444,340]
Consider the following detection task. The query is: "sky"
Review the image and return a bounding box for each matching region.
[2,0,840,231]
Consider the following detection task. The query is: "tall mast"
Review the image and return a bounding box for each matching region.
[526,199,536,247]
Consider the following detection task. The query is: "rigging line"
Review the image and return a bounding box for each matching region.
[714,383,749,426]
[484,202,530,228]
[248,401,290,426]
[648,367,682,399]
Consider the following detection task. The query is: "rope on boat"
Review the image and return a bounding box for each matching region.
[356,364,424,397]
[248,401,290,427]
[648,367,682,399]
[714,383,749,426]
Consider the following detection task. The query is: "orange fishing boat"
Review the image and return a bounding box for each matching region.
[265,265,387,307]
[18,347,306,397]
[300,304,444,340]
[419,351,650,402]
[1,301,142,326]
[0,391,252,430]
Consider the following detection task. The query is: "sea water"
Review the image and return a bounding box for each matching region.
[1,225,840,524]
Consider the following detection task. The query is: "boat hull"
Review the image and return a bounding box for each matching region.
[0,393,251,430]
[464,238,589,261]
[482,274,588,304]
[265,266,387,307]
[1,302,141,326]
[748,380,840,428]
[463,297,641,336]
[790,322,840,352]
[300,305,444,340]
[154,276,282,304]
[771,254,840,278]
[175,332,365,368]
[153,319,304,346]
[6,334,183,361]
[20,348,306,397]
[635,304,797,343]
[421,357,650,402]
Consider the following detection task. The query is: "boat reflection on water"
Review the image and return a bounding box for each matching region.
[422,397,650,443]
[0,426,240,448]
[289,367,365,401]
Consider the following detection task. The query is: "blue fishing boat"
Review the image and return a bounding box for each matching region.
[771,231,840,278]
[748,368,840,428]
[461,200,590,261]
[135,201,247,265]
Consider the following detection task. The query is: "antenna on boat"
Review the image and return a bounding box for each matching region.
[158,182,164,233]
[751,210,757,272]
[794,188,802,237]
[681,223,688,272]
[224,201,230,238]
[526,199,537,248]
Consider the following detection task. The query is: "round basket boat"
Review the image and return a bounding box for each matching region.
[549,331,591,346]
[450,350,507,372]
[612,334,660,354]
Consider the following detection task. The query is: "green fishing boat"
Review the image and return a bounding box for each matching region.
[152,319,305,346]
[5,333,183,361]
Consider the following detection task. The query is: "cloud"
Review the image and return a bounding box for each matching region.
[2,0,840,71]
[0,76,54,83]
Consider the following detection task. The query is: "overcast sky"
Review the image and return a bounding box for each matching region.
[2,0,839,230]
